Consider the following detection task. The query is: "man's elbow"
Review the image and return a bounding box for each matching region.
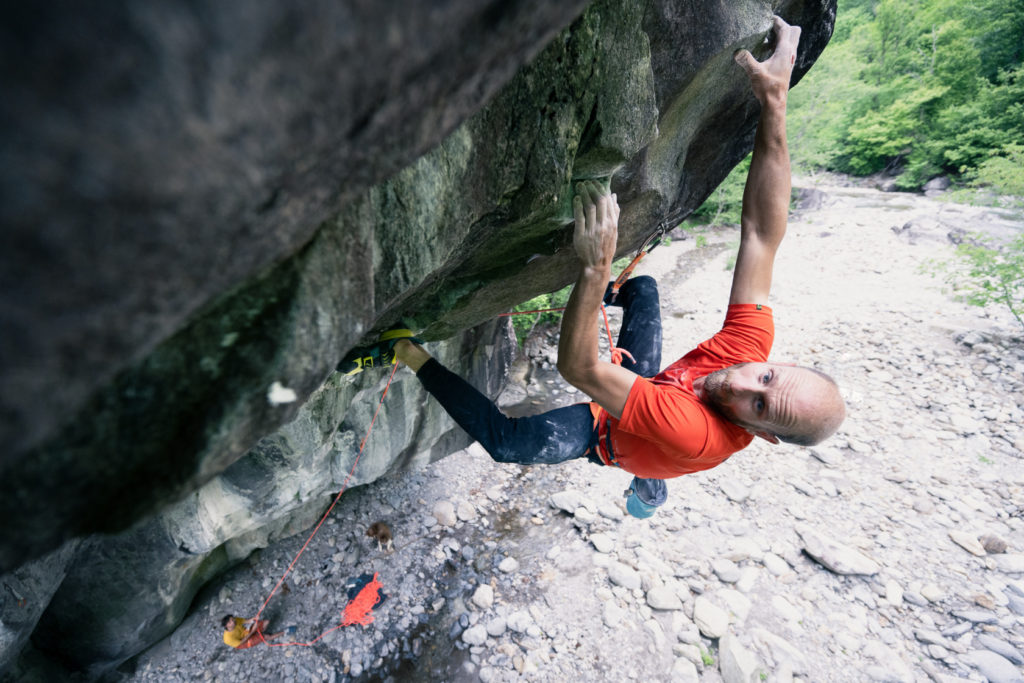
[556,357,578,383]
[556,358,591,390]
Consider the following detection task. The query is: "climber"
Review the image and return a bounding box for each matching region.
[220,615,294,649]
[342,16,844,517]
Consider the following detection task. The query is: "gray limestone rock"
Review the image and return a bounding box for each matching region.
[961,650,1024,683]
[993,554,1024,574]
[693,596,729,639]
[719,633,760,683]
[608,562,642,591]
[796,525,881,575]
[646,586,684,611]
[976,634,1024,665]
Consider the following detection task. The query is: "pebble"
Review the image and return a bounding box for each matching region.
[976,634,1024,665]
[590,533,614,553]
[646,586,683,611]
[796,525,881,575]
[457,501,477,521]
[472,584,494,610]
[712,558,741,583]
[549,490,584,514]
[462,625,488,646]
[992,554,1024,573]
[607,562,642,590]
[485,618,507,638]
[498,557,519,573]
[719,633,760,683]
[961,650,1024,683]
[979,534,1008,553]
[693,596,729,639]
[948,530,986,556]
[433,501,457,526]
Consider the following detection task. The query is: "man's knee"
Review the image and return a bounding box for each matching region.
[625,275,659,300]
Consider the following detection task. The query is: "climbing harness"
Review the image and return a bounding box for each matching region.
[252,363,400,648]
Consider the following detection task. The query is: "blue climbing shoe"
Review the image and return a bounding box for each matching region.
[337,329,423,375]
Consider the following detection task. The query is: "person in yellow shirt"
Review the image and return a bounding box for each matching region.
[220,614,293,649]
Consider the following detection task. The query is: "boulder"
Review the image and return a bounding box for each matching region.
[0,0,836,676]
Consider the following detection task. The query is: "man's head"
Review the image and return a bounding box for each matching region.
[693,362,845,446]
[221,615,236,631]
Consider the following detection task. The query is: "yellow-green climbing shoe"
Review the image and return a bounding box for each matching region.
[337,329,423,375]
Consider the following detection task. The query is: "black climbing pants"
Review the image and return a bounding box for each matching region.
[416,276,666,489]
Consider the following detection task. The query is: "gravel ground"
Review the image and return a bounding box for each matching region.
[118,179,1024,683]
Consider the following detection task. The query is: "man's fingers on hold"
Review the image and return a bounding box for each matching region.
[734,49,755,74]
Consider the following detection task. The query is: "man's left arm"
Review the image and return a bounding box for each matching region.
[728,16,801,306]
[557,181,637,419]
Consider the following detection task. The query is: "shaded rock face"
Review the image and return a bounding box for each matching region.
[0,0,835,678]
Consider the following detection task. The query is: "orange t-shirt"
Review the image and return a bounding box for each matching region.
[592,304,774,478]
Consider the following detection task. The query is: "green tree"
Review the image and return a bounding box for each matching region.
[785,0,1024,194]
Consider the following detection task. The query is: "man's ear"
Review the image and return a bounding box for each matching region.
[751,430,780,445]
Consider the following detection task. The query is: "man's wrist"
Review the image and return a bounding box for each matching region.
[581,264,611,280]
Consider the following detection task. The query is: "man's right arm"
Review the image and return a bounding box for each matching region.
[727,16,801,307]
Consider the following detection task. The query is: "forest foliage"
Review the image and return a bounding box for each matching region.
[789,0,1023,192]
[695,0,1024,224]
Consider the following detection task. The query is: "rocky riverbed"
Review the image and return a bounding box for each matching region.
[116,178,1024,683]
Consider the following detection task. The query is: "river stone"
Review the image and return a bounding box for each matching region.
[506,610,531,633]
[433,501,457,527]
[472,584,494,610]
[603,600,625,628]
[992,554,1024,574]
[948,530,986,556]
[693,596,729,639]
[485,618,507,638]
[920,584,945,602]
[671,658,701,682]
[752,628,807,674]
[590,533,614,554]
[979,534,1008,554]
[720,480,750,503]
[549,491,585,514]
[976,634,1024,665]
[498,557,519,573]
[462,625,488,646]
[608,562,642,591]
[647,586,683,611]
[457,501,478,522]
[961,650,1024,683]
[952,609,997,624]
[712,558,741,583]
[763,553,791,576]
[1007,592,1024,616]
[796,525,880,575]
[719,633,759,683]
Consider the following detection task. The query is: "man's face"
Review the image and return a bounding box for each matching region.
[224,617,236,632]
[692,362,819,440]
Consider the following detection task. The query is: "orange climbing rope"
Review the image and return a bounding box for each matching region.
[252,362,400,648]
